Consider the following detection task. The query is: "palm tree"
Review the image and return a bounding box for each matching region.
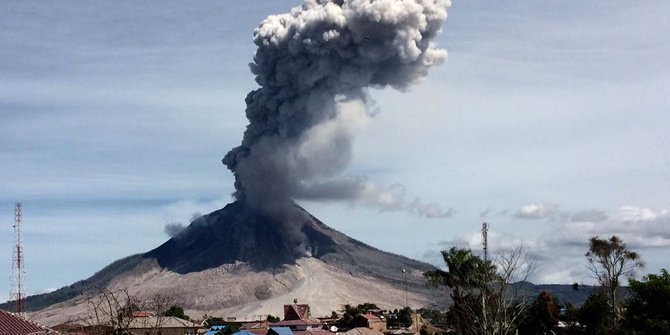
[424,247,481,335]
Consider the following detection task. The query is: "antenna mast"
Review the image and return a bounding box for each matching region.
[10,202,26,315]
[482,222,489,262]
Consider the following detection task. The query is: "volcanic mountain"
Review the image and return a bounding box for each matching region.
[25,201,447,325]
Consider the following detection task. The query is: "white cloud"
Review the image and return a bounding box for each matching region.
[426,205,670,284]
[514,203,563,220]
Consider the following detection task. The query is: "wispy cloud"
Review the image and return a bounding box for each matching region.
[426,205,670,284]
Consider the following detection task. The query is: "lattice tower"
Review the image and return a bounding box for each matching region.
[482,222,489,262]
[10,202,26,315]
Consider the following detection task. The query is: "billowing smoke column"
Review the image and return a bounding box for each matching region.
[223,0,451,219]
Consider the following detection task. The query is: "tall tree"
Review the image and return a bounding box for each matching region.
[424,247,480,335]
[578,292,612,335]
[585,235,644,325]
[518,291,559,335]
[425,246,534,335]
[622,269,670,334]
[462,247,534,335]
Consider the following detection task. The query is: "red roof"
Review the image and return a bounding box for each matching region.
[361,314,381,321]
[241,321,269,330]
[272,319,322,327]
[132,311,154,317]
[0,310,54,335]
[284,304,310,321]
[293,330,332,335]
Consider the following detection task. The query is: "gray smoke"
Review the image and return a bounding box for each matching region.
[223,0,451,218]
[164,222,186,238]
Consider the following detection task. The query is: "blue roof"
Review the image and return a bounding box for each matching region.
[231,331,260,335]
[270,326,295,335]
[205,325,227,335]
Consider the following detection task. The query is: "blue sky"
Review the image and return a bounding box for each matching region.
[1,0,669,301]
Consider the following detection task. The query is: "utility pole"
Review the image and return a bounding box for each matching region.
[10,202,26,315]
[402,268,407,308]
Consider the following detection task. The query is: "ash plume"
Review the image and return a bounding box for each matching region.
[164,222,186,238]
[223,0,451,218]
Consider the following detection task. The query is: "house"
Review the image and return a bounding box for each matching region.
[344,327,385,335]
[240,321,268,331]
[51,322,111,335]
[126,315,200,335]
[0,310,59,335]
[270,303,325,332]
[357,314,385,332]
[267,326,293,335]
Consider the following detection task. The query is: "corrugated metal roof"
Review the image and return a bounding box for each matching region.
[205,325,228,335]
[232,330,262,335]
[284,304,310,321]
[0,310,56,335]
[360,314,381,321]
[344,327,385,335]
[269,326,294,335]
[292,329,332,335]
[126,315,200,329]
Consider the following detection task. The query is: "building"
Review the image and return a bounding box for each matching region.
[270,303,326,333]
[0,310,58,335]
[344,327,384,335]
[126,315,200,335]
[358,314,385,332]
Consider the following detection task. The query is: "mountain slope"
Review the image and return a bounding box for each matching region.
[21,201,445,325]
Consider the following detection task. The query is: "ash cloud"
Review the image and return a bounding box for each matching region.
[164,212,206,238]
[223,0,451,218]
[164,222,186,238]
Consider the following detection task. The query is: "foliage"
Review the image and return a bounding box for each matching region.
[585,235,644,325]
[336,303,381,329]
[577,292,612,335]
[205,316,227,328]
[397,306,413,328]
[80,286,173,335]
[216,323,239,335]
[424,246,535,335]
[518,291,559,335]
[266,314,280,322]
[385,307,412,329]
[164,305,189,320]
[621,269,670,334]
[424,247,481,334]
[417,308,448,327]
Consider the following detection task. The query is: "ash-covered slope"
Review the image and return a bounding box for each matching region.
[18,201,440,318]
[144,200,434,280]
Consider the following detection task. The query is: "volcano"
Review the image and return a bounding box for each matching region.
[25,202,447,326]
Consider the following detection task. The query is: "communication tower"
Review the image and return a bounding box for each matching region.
[482,222,489,262]
[10,202,26,315]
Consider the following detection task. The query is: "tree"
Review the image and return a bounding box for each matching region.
[461,246,535,335]
[81,286,139,335]
[578,292,612,335]
[417,308,448,328]
[424,247,481,335]
[585,235,644,325]
[164,305,189,320]
[518,291,559,335]
[80,285,173,335]
[396,306,413,328]
[621,269,670,334]
[337,303,381,329]
[425,246,535,335]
